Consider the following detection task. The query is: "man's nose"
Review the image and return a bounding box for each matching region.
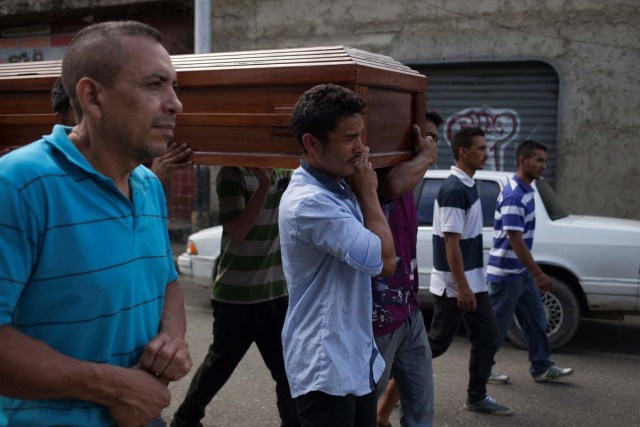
[165,88,183,114]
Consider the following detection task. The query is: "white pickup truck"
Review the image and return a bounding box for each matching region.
[415,170,640,348]
[178,169,640,349]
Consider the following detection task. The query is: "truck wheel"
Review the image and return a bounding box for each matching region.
[506,275,581,350]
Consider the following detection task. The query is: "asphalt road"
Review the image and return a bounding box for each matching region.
[161,275,640,427]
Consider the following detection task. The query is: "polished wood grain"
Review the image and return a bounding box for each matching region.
[0,46,427,168]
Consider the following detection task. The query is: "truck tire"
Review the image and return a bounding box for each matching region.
[506,275,581,350]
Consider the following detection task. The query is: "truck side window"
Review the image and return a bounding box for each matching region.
[416,178,442,226]
[477,180,501,227]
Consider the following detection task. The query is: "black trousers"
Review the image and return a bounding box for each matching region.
[294,390,377,427]
[428,291,498,401]
[172,297,299,427]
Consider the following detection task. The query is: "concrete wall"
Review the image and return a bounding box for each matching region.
[1,0,637,219]
[0,1,193,57]
[0,0,168,16]
[210,0,640,220]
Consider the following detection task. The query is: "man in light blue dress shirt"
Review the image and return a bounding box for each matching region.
[279,84,397,427]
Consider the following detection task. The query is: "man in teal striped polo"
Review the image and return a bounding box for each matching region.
[0,21,191,426]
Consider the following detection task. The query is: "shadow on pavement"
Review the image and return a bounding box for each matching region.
[421,308,640,356]
[560,316,640,356]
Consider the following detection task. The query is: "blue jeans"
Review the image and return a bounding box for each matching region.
[489,271,553,376]
[375,310,433,427]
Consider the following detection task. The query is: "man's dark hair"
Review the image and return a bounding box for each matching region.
[51,76,70,116]
[425,111,444,127]
[516,140,547,165]
[451,126,485,160]
[290,84,366,153]
[61,21,162,119]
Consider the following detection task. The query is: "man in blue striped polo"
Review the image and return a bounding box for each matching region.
[487,140,573,383]
[0,21,192,426]
[429,127,512,415]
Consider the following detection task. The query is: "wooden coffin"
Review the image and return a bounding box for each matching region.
[0,46,427,168]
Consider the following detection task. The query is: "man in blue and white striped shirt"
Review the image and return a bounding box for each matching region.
[429,127,511,416]
[487,140,573,383]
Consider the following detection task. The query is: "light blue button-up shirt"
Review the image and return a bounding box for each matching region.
[278,160,386,398]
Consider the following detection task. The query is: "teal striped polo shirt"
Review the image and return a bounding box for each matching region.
[0,125,177,426]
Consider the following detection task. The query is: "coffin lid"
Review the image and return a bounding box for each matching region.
[0,45,426,92]
[0,45,427,168]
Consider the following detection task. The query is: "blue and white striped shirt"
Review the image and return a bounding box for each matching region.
[430,166,486,297]
[486,175,536,283]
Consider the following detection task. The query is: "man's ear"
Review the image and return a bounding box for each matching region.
[301,133,317,154]
[75,77,103,120]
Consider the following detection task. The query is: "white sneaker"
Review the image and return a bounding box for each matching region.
[489,369,510,384]
[533,365,573,382]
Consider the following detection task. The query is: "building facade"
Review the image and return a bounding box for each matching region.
[1,0,638,220]
[208,0,640,220]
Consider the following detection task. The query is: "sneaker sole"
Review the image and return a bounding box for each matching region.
[488,378,509,385]
[534,374,572,383]
[464,404,513,415]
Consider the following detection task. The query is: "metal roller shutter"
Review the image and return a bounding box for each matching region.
[412,61,559,181]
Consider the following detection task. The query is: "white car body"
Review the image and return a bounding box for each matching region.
[177,169,640,347]
[177,226,223,287]
[416,170,640,347]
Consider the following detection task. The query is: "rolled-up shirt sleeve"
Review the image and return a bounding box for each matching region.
[295,196,383,276]
[344,226,382,276]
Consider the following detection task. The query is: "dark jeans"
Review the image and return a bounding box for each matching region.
[172,297,299,427]
[489,271,553,376]
[428,291,498,401]
[294,390,377,427]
